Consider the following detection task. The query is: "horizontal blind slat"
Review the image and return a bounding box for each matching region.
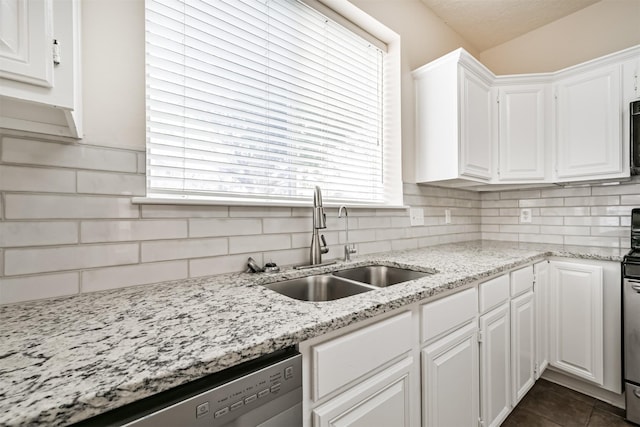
[146,0,385,203]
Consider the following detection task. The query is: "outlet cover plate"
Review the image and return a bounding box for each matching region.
[520,208,532,223]
[409,208,424,226]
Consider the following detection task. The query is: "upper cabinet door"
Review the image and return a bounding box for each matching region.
[498,85,547,181]
[0,0,53,87]
[555,65,623,180]
[460,67,493,180]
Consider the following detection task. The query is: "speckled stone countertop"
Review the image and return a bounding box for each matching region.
[0,241,627,426]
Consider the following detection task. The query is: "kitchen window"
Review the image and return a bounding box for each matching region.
[143,0,402,206]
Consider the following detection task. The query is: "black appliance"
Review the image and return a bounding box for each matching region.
[631,100,640,175]
[622,208,640,424]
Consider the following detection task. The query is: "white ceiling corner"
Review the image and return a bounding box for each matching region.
[419,0,601,51]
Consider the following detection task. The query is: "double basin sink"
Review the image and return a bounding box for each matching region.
[264,265,433,302]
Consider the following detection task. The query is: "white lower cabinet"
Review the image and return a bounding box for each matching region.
[479,303,511,427]
[312,357,413,427]
[510,290,536,405]
[549,260,604,385]
[302,258,620,427]
[534,261,550,379]
[422,322,479,427]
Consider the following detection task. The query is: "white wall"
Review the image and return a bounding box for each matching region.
[479,0,640,75]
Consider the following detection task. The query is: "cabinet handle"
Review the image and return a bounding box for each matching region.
[632,284,640,293]
[634,389,640,399]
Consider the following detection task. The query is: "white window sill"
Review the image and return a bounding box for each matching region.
[131,196,408,210]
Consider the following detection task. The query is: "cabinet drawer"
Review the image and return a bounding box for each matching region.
[479,274,509,314]
[421,287,478,343]
[511,266,534,297]
[312,311,413,400]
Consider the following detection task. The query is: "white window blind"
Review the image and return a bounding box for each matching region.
[145,0,389,205]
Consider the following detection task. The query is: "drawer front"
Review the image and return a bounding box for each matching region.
[421,287,478,343]
[478,274,510,314]
[510,266,534,297]
[312,311,413,400]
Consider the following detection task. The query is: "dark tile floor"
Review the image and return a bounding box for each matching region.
[502,379,634,426]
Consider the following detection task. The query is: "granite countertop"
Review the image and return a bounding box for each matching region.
[0,241,627,426]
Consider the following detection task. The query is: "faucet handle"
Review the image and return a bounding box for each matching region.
[320,234,329,254]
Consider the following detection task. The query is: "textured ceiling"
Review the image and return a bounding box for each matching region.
[419,0,600,51]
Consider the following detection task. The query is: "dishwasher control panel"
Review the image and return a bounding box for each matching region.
[123,352,302,427]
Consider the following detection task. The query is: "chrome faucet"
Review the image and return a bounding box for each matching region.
[310,186,329,265]
[338,206,357,262]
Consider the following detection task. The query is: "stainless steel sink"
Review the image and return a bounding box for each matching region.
[333,265,431,287]
[264,275,375,302]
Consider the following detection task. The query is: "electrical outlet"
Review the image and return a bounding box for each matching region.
[409,207,424,226]
[445,209,451,224]
[520,208,532,223]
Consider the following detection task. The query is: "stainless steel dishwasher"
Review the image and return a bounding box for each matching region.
[73,347,302,427]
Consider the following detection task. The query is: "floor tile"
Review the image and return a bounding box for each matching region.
[502,407,563,427]
[518,382,594,426]
[587,407,635,426]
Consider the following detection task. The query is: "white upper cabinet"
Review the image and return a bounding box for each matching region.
[413,49,493,185]
[413,45,639,188]
[0,0,82,138]
[554,64,623,180]
[497,83,550,182]
[0,0,53,87]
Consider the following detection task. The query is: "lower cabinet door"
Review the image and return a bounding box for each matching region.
[422,321,479,427]
[511,290,536,405]
[479,303,511,427]
[312,357,413,427]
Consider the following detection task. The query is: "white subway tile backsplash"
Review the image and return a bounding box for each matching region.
[0,165,76,193]
[5,195,139,219]
[0,222,78,247]
[391,238,418,251]
[2,138,137,172]
[564,196,620,206]
[136,153,146,174]
[77,171,145,195]
[229,206,291,217]
[263,217,311,234]
[620,194,640,205]
[189,218,261,238]
[0,272,79,304]
[4,136,640,303]
[229,234,290,254]
[499,224,540,234]
[81,220,187,243]
[519,233,564,244]
[540,207,590,216]
[375,228,407,240]
[82,261,188,292]
[564,216,619,226]
[590,226,628,237]
[141,204,228,218]
[540,187,591,198]
[358,240,392,255]
[358,217,391,229]
[519,198,563,208]
[5,244,139,275]
[539,225,588,236]
[189,253,263,277]
[141,238,228,262]
[564,235,620,247]
[590,206,633,216]
[592,182,640,195]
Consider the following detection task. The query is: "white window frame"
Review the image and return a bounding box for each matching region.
[135,0,403,208]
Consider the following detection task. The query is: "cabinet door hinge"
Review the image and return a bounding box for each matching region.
[534,363,539,377]
[478,417,485,427]
[53,39,61,65]
[478,330,484,343]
